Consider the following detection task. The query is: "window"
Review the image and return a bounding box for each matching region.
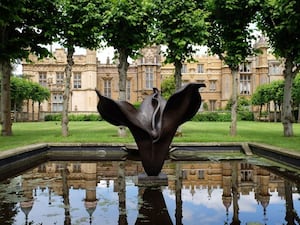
[104,79,111,98]
[239,62,251,73]
[126,80,131,101]
[198,170,205,179]
[39,72,47,87]
[269,63,281,75]
[145,67,153,89]
[38,164,46,173]
[73,72,81,88]
[209,80,216,92]
[52,93,63,112]
[182,170,187,179]
[209,100,216,111]
[55,163,64,172]
[240,74,251,95]
[241,163,253,182]
[73,163,81,173]
[181,64,187,73]
[197,64,204,73]
[56,72,64,86]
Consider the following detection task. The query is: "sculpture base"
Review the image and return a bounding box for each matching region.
[137,173,168,187]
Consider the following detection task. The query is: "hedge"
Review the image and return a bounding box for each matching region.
[44,114,102,121]
[191,111,254,122]
[44,111,254,122]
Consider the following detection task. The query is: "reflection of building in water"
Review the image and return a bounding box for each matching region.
[22,160,288,196]
[19,160,295,220]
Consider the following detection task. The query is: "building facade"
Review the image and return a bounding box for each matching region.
[22,37,284,119]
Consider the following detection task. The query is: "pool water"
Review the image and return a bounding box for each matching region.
[0,159,299,225]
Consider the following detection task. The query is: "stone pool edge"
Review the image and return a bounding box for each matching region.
[0,142,299,169]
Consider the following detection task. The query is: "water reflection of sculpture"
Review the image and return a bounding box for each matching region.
[96,83,206,176]
[135,187,173,225]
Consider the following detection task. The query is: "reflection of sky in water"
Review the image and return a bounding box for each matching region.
[3,173,299,224]
[162,188,300,225]
[13,180,140,225]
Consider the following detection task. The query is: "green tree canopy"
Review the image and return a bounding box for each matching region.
[161,76,175,99]
[152,0,208,89]
[10,76,31,111]
[100,0,153,101]
[257,0,300,136]
[51,0,104,136]
[205,0,258,136]
[0,0,57,135]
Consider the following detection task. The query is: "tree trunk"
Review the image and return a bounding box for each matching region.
[62,47,74,137]
[230,69,238,136]
[13,101,17,123]
[267,102,270,122]
[174,60,183,91]
[274,101,277,122]
[38,102,41,121]
[259,104,262,120]
[27,100,30,121]
[117,48,129,101]
[0,60,12,136]
[32,101,34,121]
[174,60,184,136]
[282,58,295,137]
[117,48,129,137]
[298,103,300,123]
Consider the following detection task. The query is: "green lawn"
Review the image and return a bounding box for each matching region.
[1,121,300,152]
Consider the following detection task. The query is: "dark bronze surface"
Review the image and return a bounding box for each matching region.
[96,83,205,176]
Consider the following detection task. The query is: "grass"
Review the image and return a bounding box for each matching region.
[0,121,300,152]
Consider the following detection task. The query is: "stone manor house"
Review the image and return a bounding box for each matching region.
[22,37,284,119]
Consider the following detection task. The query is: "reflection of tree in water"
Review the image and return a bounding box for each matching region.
[175,163,182,225]
[284,180,300,225]
[0,182,18,225]
[118,161,128,225]
[230,161,240,225]
[60,163,71,225]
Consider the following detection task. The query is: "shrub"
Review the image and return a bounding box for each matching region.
[44,114,102,121]
[191,112,228,121]
[191,111,254,122]
[132,102,142,109]
[238,111,254,121]
[44,114,62,121]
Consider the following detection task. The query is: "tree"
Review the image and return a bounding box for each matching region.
[292,74,300,122]
[161,76,176,99]
[257,0,300,136]
[99,0,153,137]
[252,80,284,122]
[100,0,153,100]
[251,84,268,119]
[10,77,31,122]
[206,0,258,136]
[268,80,284,122]
[9,77,50,121]
[0,0,57,135]
[29,83,50,121]
[53,0,103,136]
[152,0,208,90]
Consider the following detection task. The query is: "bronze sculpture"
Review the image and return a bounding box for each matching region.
[96,83,205,176]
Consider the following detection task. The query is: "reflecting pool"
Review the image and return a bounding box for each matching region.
[0,160,299,225]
